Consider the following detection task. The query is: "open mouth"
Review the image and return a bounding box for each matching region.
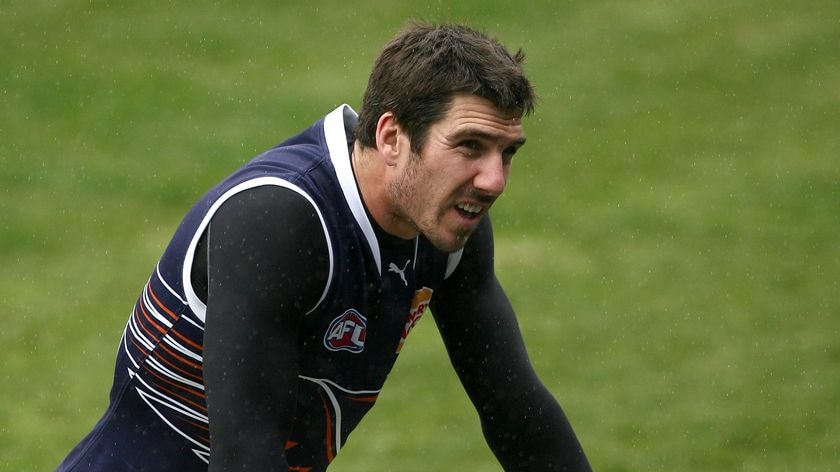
[456,202,484,219]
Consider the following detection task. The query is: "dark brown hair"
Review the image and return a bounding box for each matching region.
[356,22,535,154]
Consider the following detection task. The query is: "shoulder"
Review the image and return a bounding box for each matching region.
[212,184,328,240]
[209,184,333,308]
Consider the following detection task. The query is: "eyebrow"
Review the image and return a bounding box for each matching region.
[451,128,527,148]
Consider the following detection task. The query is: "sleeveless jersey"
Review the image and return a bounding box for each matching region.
[58,105,463,472]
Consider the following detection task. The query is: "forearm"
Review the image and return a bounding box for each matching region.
[208,432,292,472]
[204,299,300,472]
[434,217,591,471]
[480,382,591,471]
[204,333,299,472]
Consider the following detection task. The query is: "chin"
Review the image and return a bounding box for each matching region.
[427,231,472,253]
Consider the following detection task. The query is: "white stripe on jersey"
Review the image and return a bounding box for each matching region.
[135,387,209,449]
[180,177,335,322]
[145,356,205,391]
[162,335,202,363]
[127,311,155,351]
[156,263,188,306]
[141,287,174,329]
[134,375,208,423]
[299,376,345,454]
[324,105,382,275]
[121,319,141,370]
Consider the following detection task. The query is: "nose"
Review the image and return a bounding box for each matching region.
[473,155,508,197]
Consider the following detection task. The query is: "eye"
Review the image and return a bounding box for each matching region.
[502,146,519,164]
[459,140,482,154]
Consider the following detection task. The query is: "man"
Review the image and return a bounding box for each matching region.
[58,22,591,471]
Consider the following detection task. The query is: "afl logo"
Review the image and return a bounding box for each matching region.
[324,309,367,353]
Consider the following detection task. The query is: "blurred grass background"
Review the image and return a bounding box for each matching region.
[1,0,838,470]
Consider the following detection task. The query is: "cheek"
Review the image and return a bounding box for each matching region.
[408,157,468,206]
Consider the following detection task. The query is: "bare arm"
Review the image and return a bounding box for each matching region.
[431,216,591,471]
[200,185,329,471]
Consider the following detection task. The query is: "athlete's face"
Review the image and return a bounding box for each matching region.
[387,94,526,252]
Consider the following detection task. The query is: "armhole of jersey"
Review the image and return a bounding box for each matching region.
[182,177,334,322]
[444,248,464,279]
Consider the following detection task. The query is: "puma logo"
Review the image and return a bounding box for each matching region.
[388,259,411,286]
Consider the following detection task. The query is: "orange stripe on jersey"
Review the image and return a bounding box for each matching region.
[139,301,167,334]
[142,362,204,399]
[169,326,203,352]
[152,346,204,382]
[148,283,180,320]
[185,418,210,433]
[156,340,202,372]
[141,363,207,407]
[346,395,378,403]
[129,335,149,357]
[319,392,335,463]
[134,307,161,345]
[289,467,312,472]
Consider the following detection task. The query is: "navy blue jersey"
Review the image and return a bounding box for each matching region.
[58,105,463,471]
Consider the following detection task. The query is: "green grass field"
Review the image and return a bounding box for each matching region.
[2,1,838,470]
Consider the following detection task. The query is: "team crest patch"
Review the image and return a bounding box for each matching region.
[324,309,367,353]
[396,287,433,353]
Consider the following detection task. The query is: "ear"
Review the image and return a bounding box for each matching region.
[374,112,406,166]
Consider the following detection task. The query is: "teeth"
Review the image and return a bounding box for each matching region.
[457,203,482,214]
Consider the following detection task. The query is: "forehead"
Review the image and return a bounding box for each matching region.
[435,93,525,144]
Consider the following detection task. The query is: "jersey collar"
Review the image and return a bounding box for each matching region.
[323,104,383,275]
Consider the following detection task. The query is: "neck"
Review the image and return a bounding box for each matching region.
[352,141,417,240]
